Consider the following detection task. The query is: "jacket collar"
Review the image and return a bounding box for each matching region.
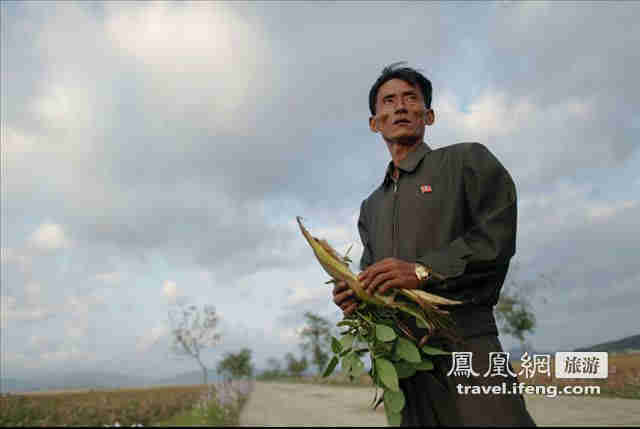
[382,142,432,188]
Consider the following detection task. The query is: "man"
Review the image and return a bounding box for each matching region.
[333,62,536,426]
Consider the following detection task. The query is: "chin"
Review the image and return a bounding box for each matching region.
[389,133,421,146]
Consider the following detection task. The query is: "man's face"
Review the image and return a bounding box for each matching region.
[369,78,433,145]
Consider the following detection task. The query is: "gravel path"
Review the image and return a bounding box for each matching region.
[240,381,640,426]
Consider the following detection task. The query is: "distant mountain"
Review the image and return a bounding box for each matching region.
[574,334,640,353]
[507,348,554,361]
[153,369,222,386]
[505,334,640,361]
[1,369,225,394]
[2,377,43,394]
[1,371,152,394]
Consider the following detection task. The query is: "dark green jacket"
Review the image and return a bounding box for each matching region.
[358,142,517,338]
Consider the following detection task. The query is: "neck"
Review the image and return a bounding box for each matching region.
[385,139,422,168]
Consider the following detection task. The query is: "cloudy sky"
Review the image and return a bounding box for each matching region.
[2,1,639,381]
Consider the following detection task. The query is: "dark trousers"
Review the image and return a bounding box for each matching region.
[400,335,536,427]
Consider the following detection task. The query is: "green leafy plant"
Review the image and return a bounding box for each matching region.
[322,305,450,425]
[296,217,458,425]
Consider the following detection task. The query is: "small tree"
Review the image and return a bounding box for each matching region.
[495,293,536,348]
[285,352,308,377]
[259,357,284,379]
[217,348,254,382]
[168,302,221,385]
[299,311,331,375]
[266,357,282,374]
[495,263,545,350]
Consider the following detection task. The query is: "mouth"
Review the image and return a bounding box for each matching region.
[393,119,411,125]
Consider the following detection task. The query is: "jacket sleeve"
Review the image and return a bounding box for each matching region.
[358,198,374,271]
[416,143,517,290]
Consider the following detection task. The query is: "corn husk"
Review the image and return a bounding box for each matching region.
[296,216,462,341]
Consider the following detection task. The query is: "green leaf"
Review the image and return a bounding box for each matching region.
[322,356,339,378]
[421,345,450,356]
[395,337,421,363]
[341,353,354,373]
[340,334,355,350]
[385,401,403,427]
[375,358,400,392]
[331,336,342,354]
[394,361,417,379]
[339,347,353,357]
[351,357,366,378]
[415,359,434,371]
[384,389,405,414]
[416,318,428,329]
[376,324,397,342]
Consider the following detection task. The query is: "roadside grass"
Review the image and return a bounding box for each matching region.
[0,380,254,427]
[153,381,251,427]
[0,385,207,427]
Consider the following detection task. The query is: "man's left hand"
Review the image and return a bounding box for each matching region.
[357,257,421,295]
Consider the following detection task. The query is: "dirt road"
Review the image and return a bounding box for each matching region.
[239,381,640,426]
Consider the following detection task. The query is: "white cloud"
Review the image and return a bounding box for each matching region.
[5,292,53,323]
[24,282,42,304]
[65,320,87,340]
[28,222,69,251]
[6,306,54,322]
[278,325,304,346]
[136,323,168,352]
[1,247,32,272]
[7,296,17,308]
[162,280,178,303]
[29,334,47,348]
[587,200,638,222]
[30,84,93,133]
[60,293,106,342]
[286,285,330,307]
[314,225,356,249]
[105,1,269,134]
[67,294,104,317]
[1,127,37,158]
[93,271,124,286]
[41,346,95,363]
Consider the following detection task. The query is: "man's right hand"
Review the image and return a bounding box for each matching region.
[332,280,359,316]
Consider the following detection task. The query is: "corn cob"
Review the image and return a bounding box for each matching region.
[296,216,463,340]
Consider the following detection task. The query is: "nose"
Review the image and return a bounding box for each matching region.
[394,98,408,113]
[394,104,408,114]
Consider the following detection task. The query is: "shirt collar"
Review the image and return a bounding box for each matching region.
[382,142,432,188]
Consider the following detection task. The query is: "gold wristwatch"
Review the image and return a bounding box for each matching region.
[415,263,431,282]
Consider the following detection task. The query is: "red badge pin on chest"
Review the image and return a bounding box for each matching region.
[420,184,432,193]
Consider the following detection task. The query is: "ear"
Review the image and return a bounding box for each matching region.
[369,116,378,133]
[425,108,435,126]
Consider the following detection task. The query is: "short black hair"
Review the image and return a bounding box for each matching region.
[368,61,432,115]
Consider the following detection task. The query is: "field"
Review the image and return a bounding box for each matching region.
[511,352,640,400]
[0,381,252,427]
[1,354,636,427]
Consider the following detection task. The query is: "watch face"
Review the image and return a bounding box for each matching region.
[416,265,429,280]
